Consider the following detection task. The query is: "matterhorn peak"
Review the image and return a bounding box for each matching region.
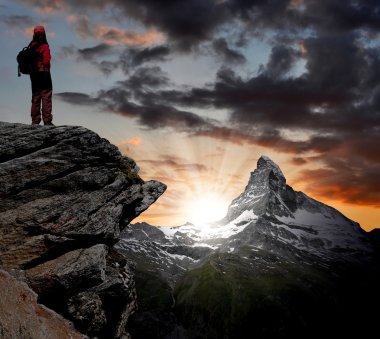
[246,155,286,193]
[224,156,288,221]
[257,155,285,178]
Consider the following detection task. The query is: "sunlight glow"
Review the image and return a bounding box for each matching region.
[185,193,229,225]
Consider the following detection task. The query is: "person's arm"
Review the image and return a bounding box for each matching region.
[42,44,51,69]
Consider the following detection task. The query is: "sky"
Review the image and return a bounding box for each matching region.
[1,0,379,231]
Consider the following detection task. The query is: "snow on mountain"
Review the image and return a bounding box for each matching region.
[158,209,258,242]
[118,155,374,277]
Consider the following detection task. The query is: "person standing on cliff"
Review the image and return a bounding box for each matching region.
[30,26,53,125]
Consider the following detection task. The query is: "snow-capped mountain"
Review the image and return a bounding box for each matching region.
[117,155,375,286]
[116,156,379,339]
[218,155,372,262]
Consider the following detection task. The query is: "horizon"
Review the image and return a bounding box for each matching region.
[1,1,379,231]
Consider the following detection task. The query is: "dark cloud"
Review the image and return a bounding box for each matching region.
[212,38,246,64]
[304,1,380,33]
[193,126,342,155]
[123,66,170,92]
[59,43,171,75]
[114,0,230,51]
[16,1,380,50]
[121,45,171,69]
[47,0,380,208]
[298,154,380,207]
[54,92,98,106]
[1,14,37,30]
[77,43,114,59]
[56,83,213,131]
[59,43,119,75]
[264,44,300,79]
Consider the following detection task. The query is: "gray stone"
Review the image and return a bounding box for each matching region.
[0,122,166,270]
[67,292,107,336]
[26,244,108,296]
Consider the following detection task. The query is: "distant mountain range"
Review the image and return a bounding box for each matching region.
[116,156,380,339]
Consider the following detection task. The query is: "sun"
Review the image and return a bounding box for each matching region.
[185,193,229,225]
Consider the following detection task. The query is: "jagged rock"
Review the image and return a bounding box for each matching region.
[0,122,166,270]
[0,269,85,338]
[67,292,107,336]
[26,244,108,300]
[0,122,166,338]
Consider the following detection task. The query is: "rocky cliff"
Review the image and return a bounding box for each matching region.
[0,122,166,338]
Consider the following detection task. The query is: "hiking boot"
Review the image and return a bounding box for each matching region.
[44,122,54,126]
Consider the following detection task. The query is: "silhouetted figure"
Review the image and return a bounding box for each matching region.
[30,26,53,125]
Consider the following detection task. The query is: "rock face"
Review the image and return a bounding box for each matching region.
[0,122,166,338]
[0,269,85,339]
[118,156,379,339]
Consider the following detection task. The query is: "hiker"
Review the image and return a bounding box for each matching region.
[30,26,53,125]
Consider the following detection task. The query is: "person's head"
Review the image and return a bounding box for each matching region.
[33,26,47,44]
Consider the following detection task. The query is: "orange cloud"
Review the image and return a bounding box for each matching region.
[298,41,307,55]
[295,168,380,208]
[66,15,164,46]
[94,24,163,46]
[126,136,143,145]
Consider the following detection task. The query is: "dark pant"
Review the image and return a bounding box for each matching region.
[30,71,53,124]
[31,89,53,124]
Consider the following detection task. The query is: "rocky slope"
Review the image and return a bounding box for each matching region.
[0,122,166,338]
[118,156,379,339]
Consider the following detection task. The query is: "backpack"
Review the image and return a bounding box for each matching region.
[17,42,40,77]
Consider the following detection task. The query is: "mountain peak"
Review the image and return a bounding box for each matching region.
[225,156,287,221]
[247,155,286,192]
[257,155,284,178]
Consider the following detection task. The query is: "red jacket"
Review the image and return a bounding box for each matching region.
[31,42,51,72]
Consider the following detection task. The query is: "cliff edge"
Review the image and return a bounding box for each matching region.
[0,122,166,338]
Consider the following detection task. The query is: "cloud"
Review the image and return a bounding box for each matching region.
[46,0,380,210]
[212,38,246,64]
[67,14,164,46]
[54,92,99,106]
[16,1,380,50]
[139,159,208,173]
[297,155,380,207]
[264,44,301,79]
[56,86,213,132]
[58,43,121,75]
[290,157,308,166]
[94,24,164,46]
[127,136,142,146]
[113,0,230,51]
[1,15,37,30]
[59,43,171,75]
[0,15,54,38]
[119,45,171,72]
[123,66,171,90]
